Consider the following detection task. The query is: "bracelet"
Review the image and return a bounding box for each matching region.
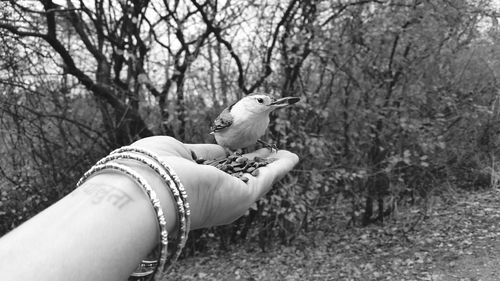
[76,162,168,281]
[97,150,190,269]
[109,146,190,268]
[77,146,191,280]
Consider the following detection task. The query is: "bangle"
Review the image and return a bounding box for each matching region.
[97,150,189,270]
[77,146,191,280]
[76,162,168,281]
[109,146,190,269]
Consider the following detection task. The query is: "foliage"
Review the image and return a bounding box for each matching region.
[0,87,106,233]
[1,0,500,249]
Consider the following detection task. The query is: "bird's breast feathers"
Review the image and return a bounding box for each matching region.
[213,114,270,150]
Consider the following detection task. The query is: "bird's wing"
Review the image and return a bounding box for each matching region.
[210,107,233,132]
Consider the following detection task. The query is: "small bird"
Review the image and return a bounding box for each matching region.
[210,94,300,151]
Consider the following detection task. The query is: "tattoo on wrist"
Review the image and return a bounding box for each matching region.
[78,184,134,209]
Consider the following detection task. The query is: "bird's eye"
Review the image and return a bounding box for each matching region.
[257,98,264,104]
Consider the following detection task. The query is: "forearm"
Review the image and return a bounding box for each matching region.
[0,170,176,281]
[0,138,299,281]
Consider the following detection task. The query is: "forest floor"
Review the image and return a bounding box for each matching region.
[168,188,500,281]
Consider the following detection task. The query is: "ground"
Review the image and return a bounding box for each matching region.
[168,189,500,280]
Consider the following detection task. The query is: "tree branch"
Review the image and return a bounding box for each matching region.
[64,0,108,63]
[190,0,249,94]
[192,0,300,94]
[0,22,47,39]
[250,0,299,93]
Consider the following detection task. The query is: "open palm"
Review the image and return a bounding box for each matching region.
[130,136,299,229]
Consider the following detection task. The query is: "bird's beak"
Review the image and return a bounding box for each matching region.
[269,97,300,108]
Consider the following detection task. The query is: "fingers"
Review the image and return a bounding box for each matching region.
[131,136,290,164]
[131,136,190,157]
[242,148,274,159]
[268,150,300,172]
[163,156,249,229]
[184,143,227,160]
[125,137,300,231]
[245,150,299,199]
[131,136,226,160]
[164,150,298,229]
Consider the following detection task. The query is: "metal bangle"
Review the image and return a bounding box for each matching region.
[110,146,191,272]
[97,152,187,271]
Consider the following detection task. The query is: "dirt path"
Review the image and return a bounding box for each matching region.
[168,189,500,280]
[429,190,500,281]
[433,238,500,281]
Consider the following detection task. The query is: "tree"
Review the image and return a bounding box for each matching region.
[1,0,499,239]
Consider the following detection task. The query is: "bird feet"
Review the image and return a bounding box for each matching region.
[257,139,278,152]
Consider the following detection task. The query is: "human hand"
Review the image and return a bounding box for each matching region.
[0,136,297,281]
[130,136,299,230]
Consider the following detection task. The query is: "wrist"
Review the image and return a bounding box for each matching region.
[77,146,191,279]
[120,161,179,236]
[80,164,178,236]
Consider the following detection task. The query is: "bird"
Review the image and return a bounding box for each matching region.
[210,94,300,152]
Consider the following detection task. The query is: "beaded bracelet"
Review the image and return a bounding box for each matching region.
[97,150,190,270]
[76,162,168,281]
